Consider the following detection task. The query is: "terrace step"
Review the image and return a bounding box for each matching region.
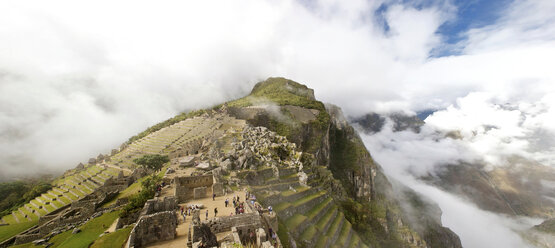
[315,205,338,234]
[335,221,352,247]
[349,233,360,248]
[52,188,64,195]
[18,209,32,221]
[335,217,352,247]
[299,225,319,246]
[326,212,345,245]
[315,234,330,248]
[12,212,20,223]
[275,191,327,220]
[263,187,318,207]
[301,197,333,228]
[25,205,41,217]
[252,181,301,192]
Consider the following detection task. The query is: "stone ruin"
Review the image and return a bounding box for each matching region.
[188,200,279,248]
[10,171,138,246]
[174,174,224,203]
[125,197,178,248]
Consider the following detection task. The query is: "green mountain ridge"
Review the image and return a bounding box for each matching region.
[0,77,461,248]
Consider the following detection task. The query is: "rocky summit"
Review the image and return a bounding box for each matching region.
[0,77,461,248]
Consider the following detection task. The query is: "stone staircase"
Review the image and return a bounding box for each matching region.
[251,167,368,248]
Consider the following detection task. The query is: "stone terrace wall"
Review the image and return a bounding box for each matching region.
[13,234,42,245]
[202,213,262,234]
[175,174,213,202]
[142,197,177,215]
[127,211,178,248]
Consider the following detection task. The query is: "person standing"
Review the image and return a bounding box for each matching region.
[214,207,218,217]
[206,209,209,220]
[225,198,229,207]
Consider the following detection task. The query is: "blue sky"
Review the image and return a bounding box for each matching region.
[437,0,513,44]
[375,0,515,56]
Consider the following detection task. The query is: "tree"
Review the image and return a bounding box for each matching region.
[133,154,169,172]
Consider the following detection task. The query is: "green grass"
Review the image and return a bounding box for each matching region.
[90,225,133,248]
[306,197,332,220]
[316,206,337,231]
[0,219,38,243]
[101,180,141,208]
[315,235,329,247]
[102,166,167,208]
[48,210,120,248]
[300,225,317,241]
[349,233,360,248]
[291,191,326,207]
[10,242,37,248]
[326,212,344,237]
[284,214,307,231]
[335,220,351,246]
[277,220,292,248]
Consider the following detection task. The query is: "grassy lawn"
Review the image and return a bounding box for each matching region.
[0,220,38,243]
[48,210,120,248]
[90,225,133,248]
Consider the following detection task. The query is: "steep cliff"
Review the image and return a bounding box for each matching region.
[226,77,461,247]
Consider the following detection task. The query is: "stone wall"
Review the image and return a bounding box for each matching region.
[175,174,214,202]
[212,183,224,197]
[202,213,262,234]
[13,234,42,245]
[193,187,207,199]
[127,211,178,248]
[141,197,177,215]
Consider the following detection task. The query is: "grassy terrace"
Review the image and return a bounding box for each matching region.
[274,190,326,212]
[90,225,133,248]
[316,206,337,230]
[1,164,124,244]
[102,165,168,208]
[0,220,38,243]
[336,220,352,246]
[10,211,121,248]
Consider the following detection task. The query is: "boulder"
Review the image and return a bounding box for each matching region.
[196,162,211,170]
[72,228,81,234]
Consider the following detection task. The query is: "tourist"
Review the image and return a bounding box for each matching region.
[225,198,229,207]
[206,210,208,220]
[214,207,218,217]
[212,193,216,201]
[268,206,273,214]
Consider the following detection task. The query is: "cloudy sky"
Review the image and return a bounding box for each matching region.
[1,0,554,245]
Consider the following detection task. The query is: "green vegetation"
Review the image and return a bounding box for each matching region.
[0,180,52,218]
[228,77,322,109]
[120,174,161,218]
[0,220,38,243]
[127,109,207,144]
[48,210,120,248]
[133,154,169,171]
[90,225,133,248]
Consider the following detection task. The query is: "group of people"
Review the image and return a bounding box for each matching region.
[179,204,200,221]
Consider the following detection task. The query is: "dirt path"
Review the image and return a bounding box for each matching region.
[106,218,119,233]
